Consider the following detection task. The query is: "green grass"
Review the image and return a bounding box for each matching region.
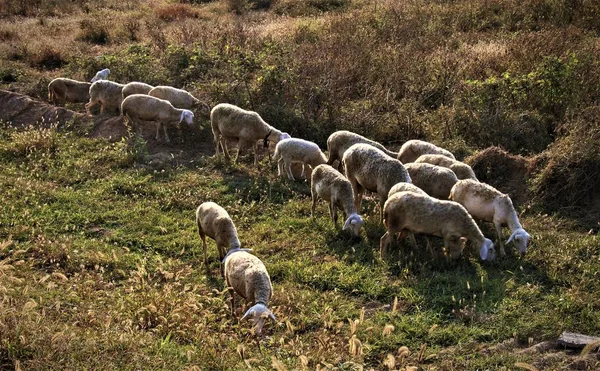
[1,125,599,369]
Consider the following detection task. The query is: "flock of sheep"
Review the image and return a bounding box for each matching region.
[46,69,532,335]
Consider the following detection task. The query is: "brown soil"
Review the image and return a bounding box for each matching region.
[465,146,534,207]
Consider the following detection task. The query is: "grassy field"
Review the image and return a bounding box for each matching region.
[1,0,600,369]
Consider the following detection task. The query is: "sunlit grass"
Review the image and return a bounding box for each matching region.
[0,125,598,369]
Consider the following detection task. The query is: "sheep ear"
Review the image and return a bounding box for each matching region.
[342,217,352,230]
[506,230,518,245]
[241,308,255,321]
[480,244,489,261]
[269,312,276,322]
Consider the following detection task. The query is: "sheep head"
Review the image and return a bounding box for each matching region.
[241,303,276,335]
[342,213,364,237]
[506,228,530,255]
[479,238,496,261]
[179,110,194,125]
[91,68,110,82]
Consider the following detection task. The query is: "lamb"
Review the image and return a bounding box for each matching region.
[415,154,478,180]
[342,143,412,220]
[148,85,208,112]
[449,179,531,257]
[121,94,194,143]
[121,82,154,100]
[90,68,110,82]
[388,182,427,198]
[85,80,125,116]
[326,130,398,170]
[195,202,241,275]
[397,139,456,164]
[404,162,459,200]
[380,191,496,261]
[224,248,276,335]
[211,103,290,166]
[310,164,364,236]
[47,78,91,106]
[273,138,327,180]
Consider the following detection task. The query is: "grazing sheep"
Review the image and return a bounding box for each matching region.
[121,94,194,143]
[148,85,208,112]
[211,103,290,166]
[273,138,327,180]
[342,143,412,220]
[398,139,455,164]
[195,202,241,275]
[90,68,110,83]
[388,182,427,198]
[47,78,91,106]
[121,82,154,100]
[404,162,459,200]
[85,80,125,116]
[380,191,496,261]
[449,179,531,257]
[310,164,364,236]
[326,130,398,170]
[415,154,478,180]
[224,249,276,335]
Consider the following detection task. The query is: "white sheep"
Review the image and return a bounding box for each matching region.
[326,130,398,170]
[342,143,412,220]
[404,162,459,200]
[224,249,276,335]
[195,202,241,275]
[449,179,531,257]
[121,82,154,100]
[388,182,427,198]
[310,164,364,236]
[47,78,91,106]
[273,138,327,180]
[121,94,194,143]
[148,85,208,112]
[211,103,290,166]
[415,154,478,180]
[85,80,125,116]
[381,191,496,261]
[398,139,456,164]
[90,68,110,82]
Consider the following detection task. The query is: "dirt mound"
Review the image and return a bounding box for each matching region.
[530,107,600,226]
[465,146,533,206]
[0,89,82,128]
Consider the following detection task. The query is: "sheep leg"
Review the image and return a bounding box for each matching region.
[228,287,236,316]
[494,221,506,257]
[330,203,338,226]
[213,132,220,156]
[200,233,208,268]
[253,142,259,166]
[85,101,95,115]
[285,160,295,180]
[162,122,171,143]
[221,138,231,160]
[310,189,317,218]
[378,195,387,221]
[277,158,285,177]
[349,179,363,213]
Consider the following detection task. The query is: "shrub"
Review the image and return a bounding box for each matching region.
[77,18,110,45]
[29,47,66,70]
[155,4,199,21]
